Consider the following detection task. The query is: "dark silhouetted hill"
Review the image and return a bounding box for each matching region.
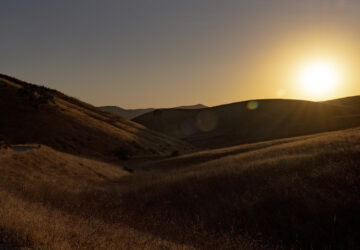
[134,98,360,149]
[323,95,360,112]
[0,74,190,160]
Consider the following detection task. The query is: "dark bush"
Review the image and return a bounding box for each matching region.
[0,135,8,148]
[171,150,179,157]
[17,85,54,108]
[124,167,134,173]
[113,147,130,160]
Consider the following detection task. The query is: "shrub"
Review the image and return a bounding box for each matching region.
[17,85,54,108]
[113,147,130,160]
[0,135,8,149]
[124,167,134,173]
[171,150,179,157]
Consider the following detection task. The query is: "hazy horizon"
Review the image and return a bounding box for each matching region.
[2,0,360,108]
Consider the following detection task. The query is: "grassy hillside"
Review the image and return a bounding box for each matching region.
[0,74,190,160]
[0,146,192,249]
[323,95,360,112]
[1,127,359,249]
[100,104,206,119]
[134,98,360,149]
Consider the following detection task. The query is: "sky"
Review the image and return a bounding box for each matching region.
[1,0,360,108]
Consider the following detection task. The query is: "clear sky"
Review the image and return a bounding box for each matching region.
[1,0,360,108]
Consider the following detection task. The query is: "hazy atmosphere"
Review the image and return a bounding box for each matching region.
[2,0,360,108]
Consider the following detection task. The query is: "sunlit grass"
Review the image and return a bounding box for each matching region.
[1,127,360,249]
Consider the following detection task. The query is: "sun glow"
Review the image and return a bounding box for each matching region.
[298,60,341,99]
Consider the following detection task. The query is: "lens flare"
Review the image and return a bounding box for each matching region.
[196,110,218,132]
[246,101,259,110]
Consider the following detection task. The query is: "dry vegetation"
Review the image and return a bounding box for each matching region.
[0,74,190,161]
[0,146,192,249]
[1,127,360,249]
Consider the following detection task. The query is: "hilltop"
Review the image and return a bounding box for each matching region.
[0,74,190,160]
[134,98,360,149]
[323,95,360,111]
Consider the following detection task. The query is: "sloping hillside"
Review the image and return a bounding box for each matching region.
[134,98,360,149]
[120,126,360,249]
[0,145,129,187]
[323,95,360,112]
[100,104,206,119]
[1,127,360,249]
[0,74,190,160]
[0,145,192,249]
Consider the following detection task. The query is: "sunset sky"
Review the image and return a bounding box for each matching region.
[2,0,360,108]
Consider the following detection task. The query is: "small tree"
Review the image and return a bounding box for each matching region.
[0,135,8,149]
[171,150,179,157]
[17,85,55,108]
[113,146,130,160]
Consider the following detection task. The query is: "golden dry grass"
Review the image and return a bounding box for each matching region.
[122,127,360,249]
[0,147,194,249]
[1,127,360,249]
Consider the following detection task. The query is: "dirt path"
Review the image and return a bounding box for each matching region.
[0,145,41,160]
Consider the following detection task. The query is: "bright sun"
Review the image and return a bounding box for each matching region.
[298,61,340,97]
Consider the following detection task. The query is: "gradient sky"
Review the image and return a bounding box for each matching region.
[2,0,360,108]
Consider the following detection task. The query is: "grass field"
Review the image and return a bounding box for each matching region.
[1,127,359,249]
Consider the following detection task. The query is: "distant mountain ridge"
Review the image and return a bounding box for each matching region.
[134,97,360,149]
[99,104,207,119]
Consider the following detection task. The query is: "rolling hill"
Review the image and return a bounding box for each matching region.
[120,126,360,249]
[323,95,360,111]
[1,126,360,249]
[100,104,206,119]
[0,145,188,249]
[0,74,190,160]
[134,98,360,149]
[2,72,360,249]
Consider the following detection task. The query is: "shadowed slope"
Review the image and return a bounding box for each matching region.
[100,104,207,119]
[134,98,360,149]
[323,95,360,112]
[121,126,360,249]
[0,74,190,160]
